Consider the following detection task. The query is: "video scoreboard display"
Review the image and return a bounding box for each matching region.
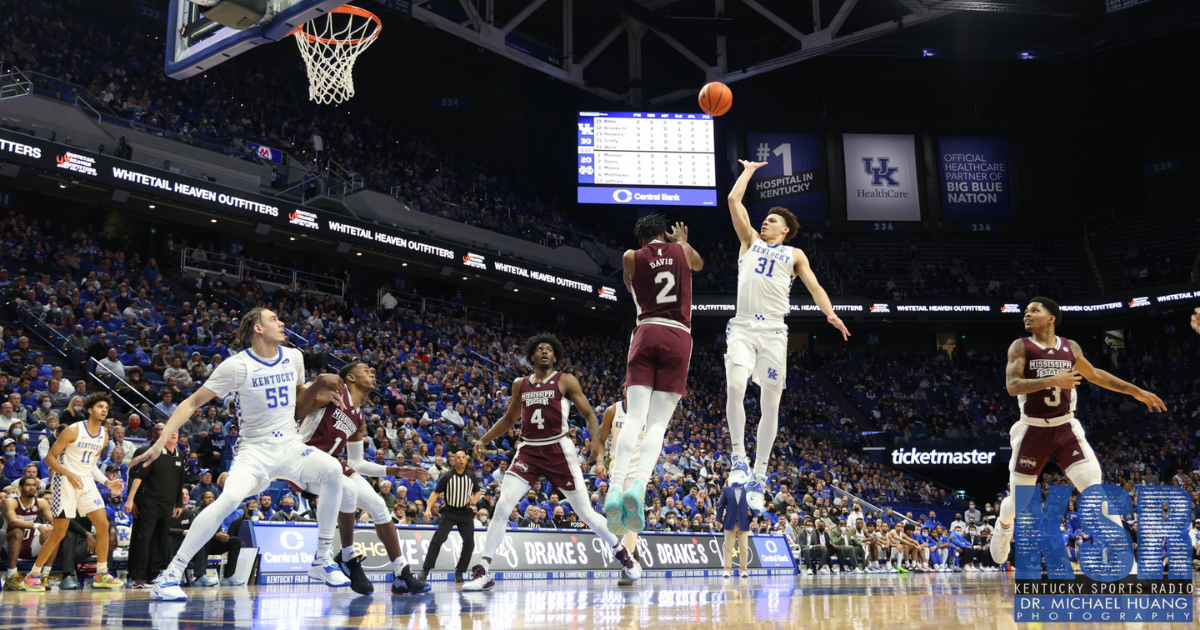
[577,111,718,207]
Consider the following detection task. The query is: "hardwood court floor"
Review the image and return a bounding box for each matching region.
[1,572,1196,630]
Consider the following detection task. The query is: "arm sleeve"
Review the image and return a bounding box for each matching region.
[91,466,107,483]
[346,439,388,477]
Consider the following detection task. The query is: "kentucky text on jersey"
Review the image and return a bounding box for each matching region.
[750,241,791,264]
[250,371,296,389]
[1028,359,1073,377]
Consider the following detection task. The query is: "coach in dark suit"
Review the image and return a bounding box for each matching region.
[717,484,752,578]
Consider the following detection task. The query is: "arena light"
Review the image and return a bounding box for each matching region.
[356,252,362,256]
[289,237,295,241]
[210,219,217,223]
[149,204,156,209]
[1020,52,1037,60]
[923,49,937,57]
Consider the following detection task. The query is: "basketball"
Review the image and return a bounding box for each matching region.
[699,82,732,116]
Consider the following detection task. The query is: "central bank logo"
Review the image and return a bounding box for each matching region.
[612,189,633,203]
[862,157,900,186]
[463,252,487,270]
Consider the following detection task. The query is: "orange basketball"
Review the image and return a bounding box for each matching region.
[698,82,732,116]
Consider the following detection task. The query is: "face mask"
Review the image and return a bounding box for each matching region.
[3,452,13,460]
[11,428,21,438]
[281,504,295,514]
[74,405,82,411]
[42,402,51,410]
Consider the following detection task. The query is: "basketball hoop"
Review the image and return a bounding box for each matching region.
[291,5,381,105]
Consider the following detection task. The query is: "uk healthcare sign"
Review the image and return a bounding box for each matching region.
[842,134,921,222]
[937,136,1015,222]
[1012,484,1193,623]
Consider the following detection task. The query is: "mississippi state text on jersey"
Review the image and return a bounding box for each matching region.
[630,240,693,330]
[520,371,569,444]
[298,384,365,476]
[735,238,794,321]
[1018,336,1076,420]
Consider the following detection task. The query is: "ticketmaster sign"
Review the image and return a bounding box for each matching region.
[891,448,998,466]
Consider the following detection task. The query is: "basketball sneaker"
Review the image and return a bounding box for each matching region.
[622,480,646,533]
[3,573,23,591]
[604,491,628,537]
[150,567,187,602]
[727,453,751,487]
[461,564,495,592]
[990,521,1013,565]
[20,574,45,593]
[614,545,642,582]
[193,575,218,587]
[220,576,245,587]
[337,552,374,595]
[393,565,430,594]
[93,572,122,588]
[60,575,79,589]
[745,473,767,516]
[309,552,352,587]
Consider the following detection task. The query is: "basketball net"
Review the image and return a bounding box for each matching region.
[292,5,381,105]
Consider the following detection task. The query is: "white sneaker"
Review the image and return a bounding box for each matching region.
[804,568,814,575]
[745,473,767,515]
[727,454,751,487]
[817,567,830,575]
[990,522,1013,564]
[150,570,187,602]
[853,567,863,574]
[723,570,731,578]
[308,553,352,587]
[462,565,495,591]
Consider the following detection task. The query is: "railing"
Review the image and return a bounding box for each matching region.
[0,68,31,101]
[180,248,346,298]
[376,288,504,327]
[88,357,165,422]
[829,486,920,528]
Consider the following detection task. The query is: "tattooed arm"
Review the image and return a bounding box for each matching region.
[1005,339,1079,396]
[1068,340,1166,412]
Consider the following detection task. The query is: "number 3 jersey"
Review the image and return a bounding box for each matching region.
[1018,336,1076,421]
[735,238,794,324]
[298,384,364,476]
[630,240,692,331]
[203,346,306,441]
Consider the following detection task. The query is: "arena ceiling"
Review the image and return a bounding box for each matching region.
[407,0,1200,105]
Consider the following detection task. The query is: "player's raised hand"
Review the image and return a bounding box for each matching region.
[827,314,851,341]
[738,159,768,171]
[314,373,348,411]
[130,443,163,469]
[667,222,689,244]
[1133,389,1166,413]
[1048,370,1081,390]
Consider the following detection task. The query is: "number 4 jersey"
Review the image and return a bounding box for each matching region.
[1018,336,1076,421]
[630,239,693,330]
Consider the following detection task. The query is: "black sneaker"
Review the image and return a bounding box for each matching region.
[337,554,374,595]
[418,568,431,584]
[400,565,431,594]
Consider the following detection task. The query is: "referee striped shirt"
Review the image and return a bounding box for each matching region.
[435,468,481,514]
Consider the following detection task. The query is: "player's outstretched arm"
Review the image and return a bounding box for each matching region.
[728,160,767,246]
[473,379,522,461]
[1068,340,1166,412]
[131,386,219,468]
[561,373,606,476]
[295,373,346,419]
[794,249,849,341]
[597,403,617,445]
[622,250,636,295]
[667,222,704,271]
[1004,339,1078,396]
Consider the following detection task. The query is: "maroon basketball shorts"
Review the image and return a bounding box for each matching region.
[624,323,692,396]
[1009,417,1100,478]
[509,437,586,493]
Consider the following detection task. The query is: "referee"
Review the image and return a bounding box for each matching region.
[126,425,186,588]
[420,450,481,584]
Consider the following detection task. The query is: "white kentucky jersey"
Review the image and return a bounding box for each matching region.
[607,401,628,452]
[59,422,107,476]
[204,346,306,441]
[736,238,795,322]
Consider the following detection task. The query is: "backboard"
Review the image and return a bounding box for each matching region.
[166,0,349,79]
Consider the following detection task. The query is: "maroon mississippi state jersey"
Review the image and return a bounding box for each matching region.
[1018,336,1076,420]
[630,240,693,330]
[12,496,40,542]
[298,385,365,476]
[519,371,569,444]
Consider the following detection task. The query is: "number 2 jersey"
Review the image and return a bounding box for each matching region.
[629,240,692,331]
[298,384,365,476]
[735,238,794,324]
[1018,336,1076,421]
[202,346,306,441]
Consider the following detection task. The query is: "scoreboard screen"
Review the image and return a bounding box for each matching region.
[577,111,718,207]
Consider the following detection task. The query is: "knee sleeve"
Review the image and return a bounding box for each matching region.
[610,386,651,489]
[726,366,750,451]
[1067,466,1122,526]
[1000,472,1038,527]
[564,488,618,547]
[632,391,680,483]
[340,476,360,515]
[754,385,782,469]
[358,486,390,524]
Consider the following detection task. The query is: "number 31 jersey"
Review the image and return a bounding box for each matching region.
[735,238,794,323]
[203,346,306,441]
[1018,336,1076,420]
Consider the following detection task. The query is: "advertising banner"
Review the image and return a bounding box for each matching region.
[843,133,921,221]
[937,136,1015,222]
[0,130,617,301]
[243,522,796,583]
[743,132,823,221]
